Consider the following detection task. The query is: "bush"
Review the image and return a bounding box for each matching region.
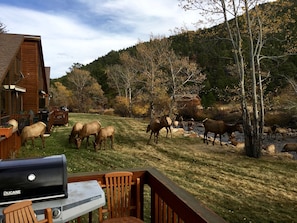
[103,109,115,116]
[132,104,149,117]
[265,110,296,128]
[113,96,129,116]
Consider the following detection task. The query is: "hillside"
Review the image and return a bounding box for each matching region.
[50,0,297,124]
[63,0,294,106]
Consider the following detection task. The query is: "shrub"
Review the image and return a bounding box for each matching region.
[132,104,149,117]
[103,109,115,116]
[113,96,129,116]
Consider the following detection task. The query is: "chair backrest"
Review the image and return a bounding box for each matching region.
[3,200,53,223]
[104,171,134,219]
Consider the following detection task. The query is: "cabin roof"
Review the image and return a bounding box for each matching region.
[0,33,49,93]
[0,33,24,83]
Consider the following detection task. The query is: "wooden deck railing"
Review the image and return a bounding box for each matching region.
[68,168,227,223]
[47,110,68,132]
[0,131,20,159]
[0,114,28,159]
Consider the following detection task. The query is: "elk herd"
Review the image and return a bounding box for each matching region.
[145,116,297,156]
[68,120,115,151]
[6,114,296,156]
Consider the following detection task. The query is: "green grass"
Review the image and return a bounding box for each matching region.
[18,113,297,223]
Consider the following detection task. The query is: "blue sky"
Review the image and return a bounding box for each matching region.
[0,0,202,78]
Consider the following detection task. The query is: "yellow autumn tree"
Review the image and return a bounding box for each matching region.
[67,68,105,112]
[50,82,72,109]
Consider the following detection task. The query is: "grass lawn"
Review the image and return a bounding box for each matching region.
[17,113,297,223]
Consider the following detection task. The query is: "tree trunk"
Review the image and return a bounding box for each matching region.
[244,129,262,158]
[128,86,132,117]
[244,127,253,157]
[244,0,262,158]
[150,101,154,119]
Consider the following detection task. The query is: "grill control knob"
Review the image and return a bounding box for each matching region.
[52,208,61,219]
[27,174,36,182]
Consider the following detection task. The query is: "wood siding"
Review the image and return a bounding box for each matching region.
[20,41,39,113]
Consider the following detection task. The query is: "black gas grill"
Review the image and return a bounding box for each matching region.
[0,154,68,205]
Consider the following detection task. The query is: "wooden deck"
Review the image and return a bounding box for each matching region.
[46,110,68,133]
[68,168,227,223]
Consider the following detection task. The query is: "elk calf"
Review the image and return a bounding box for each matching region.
[93,126,115,151]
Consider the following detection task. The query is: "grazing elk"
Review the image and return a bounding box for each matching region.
[21,121,46,148]
[203,118,242,146]
[69,122,83,144]
[7,119,18,132]
[75,121,101,149]
[93,126,115,151]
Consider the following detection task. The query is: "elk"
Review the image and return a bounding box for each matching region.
[281,143,297,153]
[146,115,173,144]
[93,126,115,151]
[21,121,46,148]
[203,118,242,146]
[146,118,162,144]
[69,122,83,144]
[75,121,101,149]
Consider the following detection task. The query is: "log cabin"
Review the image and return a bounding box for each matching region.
[0,33,50,118]
[0,33,50,158]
